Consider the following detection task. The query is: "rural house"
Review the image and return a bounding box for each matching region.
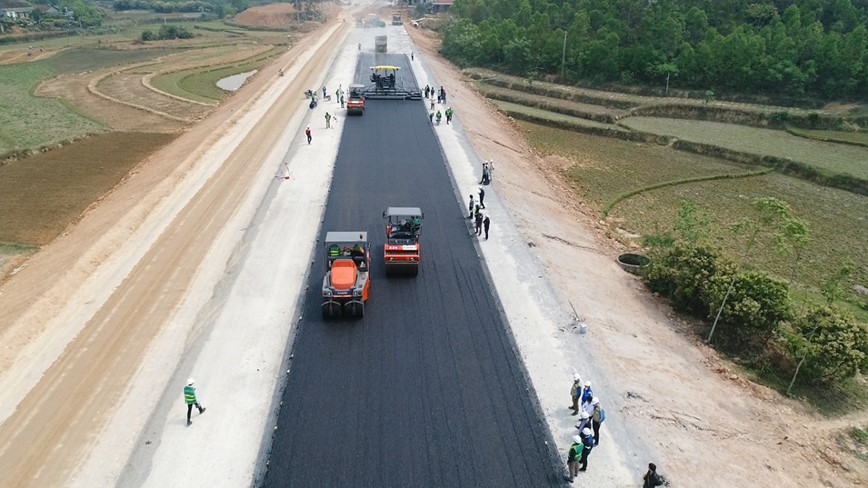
[0,0,33,18]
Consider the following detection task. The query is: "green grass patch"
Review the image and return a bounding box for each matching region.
[519,123,755,208]
[0,63,104,156]
[480,83,624,123]
[613,171,867,317]
[739,362,868,417]
[786,127,868,147]
[619,117,868,181]
[519,122,868,316]
[0,132,176,245]
[496,101,625,130]
[39,47,179,74]
[152,46,282,103]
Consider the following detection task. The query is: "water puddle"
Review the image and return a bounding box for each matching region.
[216,70,257,91]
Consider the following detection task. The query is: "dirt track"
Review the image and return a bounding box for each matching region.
[0,16,346,487]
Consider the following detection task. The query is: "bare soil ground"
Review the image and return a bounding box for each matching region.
[37,70,186,132]
[0,14,343,484]
[407,24,868,487]
[234,3,299,30]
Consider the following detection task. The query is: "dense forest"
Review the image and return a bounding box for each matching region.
[441,0,868,99]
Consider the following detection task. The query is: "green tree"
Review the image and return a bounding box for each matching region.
[707,198,803,343]
[789,307,868,385]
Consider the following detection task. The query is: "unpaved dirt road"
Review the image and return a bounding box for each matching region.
[0,15,348,487]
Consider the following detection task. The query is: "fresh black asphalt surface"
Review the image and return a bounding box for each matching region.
[262,54,565,487]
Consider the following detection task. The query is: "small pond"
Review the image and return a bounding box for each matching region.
[216,70,257,92]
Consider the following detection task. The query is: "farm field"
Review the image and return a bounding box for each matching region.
[0,131,175,246]
[619,117,868,181]
[151,45,280,103]
[518,122,868,313]
[0,63,104,155]
[479,84,627,120]
[787,127,868,147]
[496,101,628,131]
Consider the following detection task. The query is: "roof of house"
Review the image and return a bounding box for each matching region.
[0,1,33,9]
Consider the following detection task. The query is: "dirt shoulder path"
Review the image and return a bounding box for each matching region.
[0,18,346,487]
[407,25,868,487]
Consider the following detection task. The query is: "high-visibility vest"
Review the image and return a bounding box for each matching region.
[568,442,583,461]
[184,385,196,404]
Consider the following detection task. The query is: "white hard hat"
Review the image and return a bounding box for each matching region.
[584,381,591,387]
[573,373,581,381]
[592,397,600,405]
[581,411,589,419]
[582,428,592,436]
[572,435,582,444]
[187,378,195,385]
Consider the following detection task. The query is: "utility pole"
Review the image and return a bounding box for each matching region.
[561,31,567,79]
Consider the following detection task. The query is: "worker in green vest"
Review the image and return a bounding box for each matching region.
[566,434,583,483]
[184,378,206,426]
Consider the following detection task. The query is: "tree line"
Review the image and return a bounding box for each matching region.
[442,0,868,99]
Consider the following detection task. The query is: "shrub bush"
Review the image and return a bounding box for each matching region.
[791,307,868,385]
[705,270,792,352]
[644,241,734,317]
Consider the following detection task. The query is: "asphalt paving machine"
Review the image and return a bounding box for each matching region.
[322,231,371,318]
[383,207,423,276]
[361,66,422,100]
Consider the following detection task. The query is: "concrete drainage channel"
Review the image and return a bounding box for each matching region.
[617,253,650,275]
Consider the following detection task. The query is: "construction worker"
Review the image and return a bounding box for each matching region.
[467,194,475,218]
[335,88,341,102]
[591,397,603,445]
[305,126,312,144]
[575,410,591,433]
[183,378,206,426]
[435,110,442,124]
[643,463,667,488]
[566,434,582,483]
[410,216,421,232]
[478,187,485,209]
[340,94,345,108]
[328,244,340,257]
[483,214,490,240]
[480,162,490,185]
[445,106,453,124]
[569,373,581,415]
[475,211,483,236]
[578,427,594,471]
[325,112,332,129]
[581,381,593,407]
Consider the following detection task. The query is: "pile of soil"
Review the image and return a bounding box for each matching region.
[234,3,299,30]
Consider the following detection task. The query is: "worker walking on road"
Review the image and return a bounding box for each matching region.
[325,112,332,129]
[483,214,490,240]
[305,126,312,144]
[184,378,206,426]
[566,434,582,483]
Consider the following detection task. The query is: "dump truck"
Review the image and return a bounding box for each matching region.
[383,207,423,276]
[321,231,371,318]
[375,35,387,53]
[346,84,365,115]
[392,12,401,25]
